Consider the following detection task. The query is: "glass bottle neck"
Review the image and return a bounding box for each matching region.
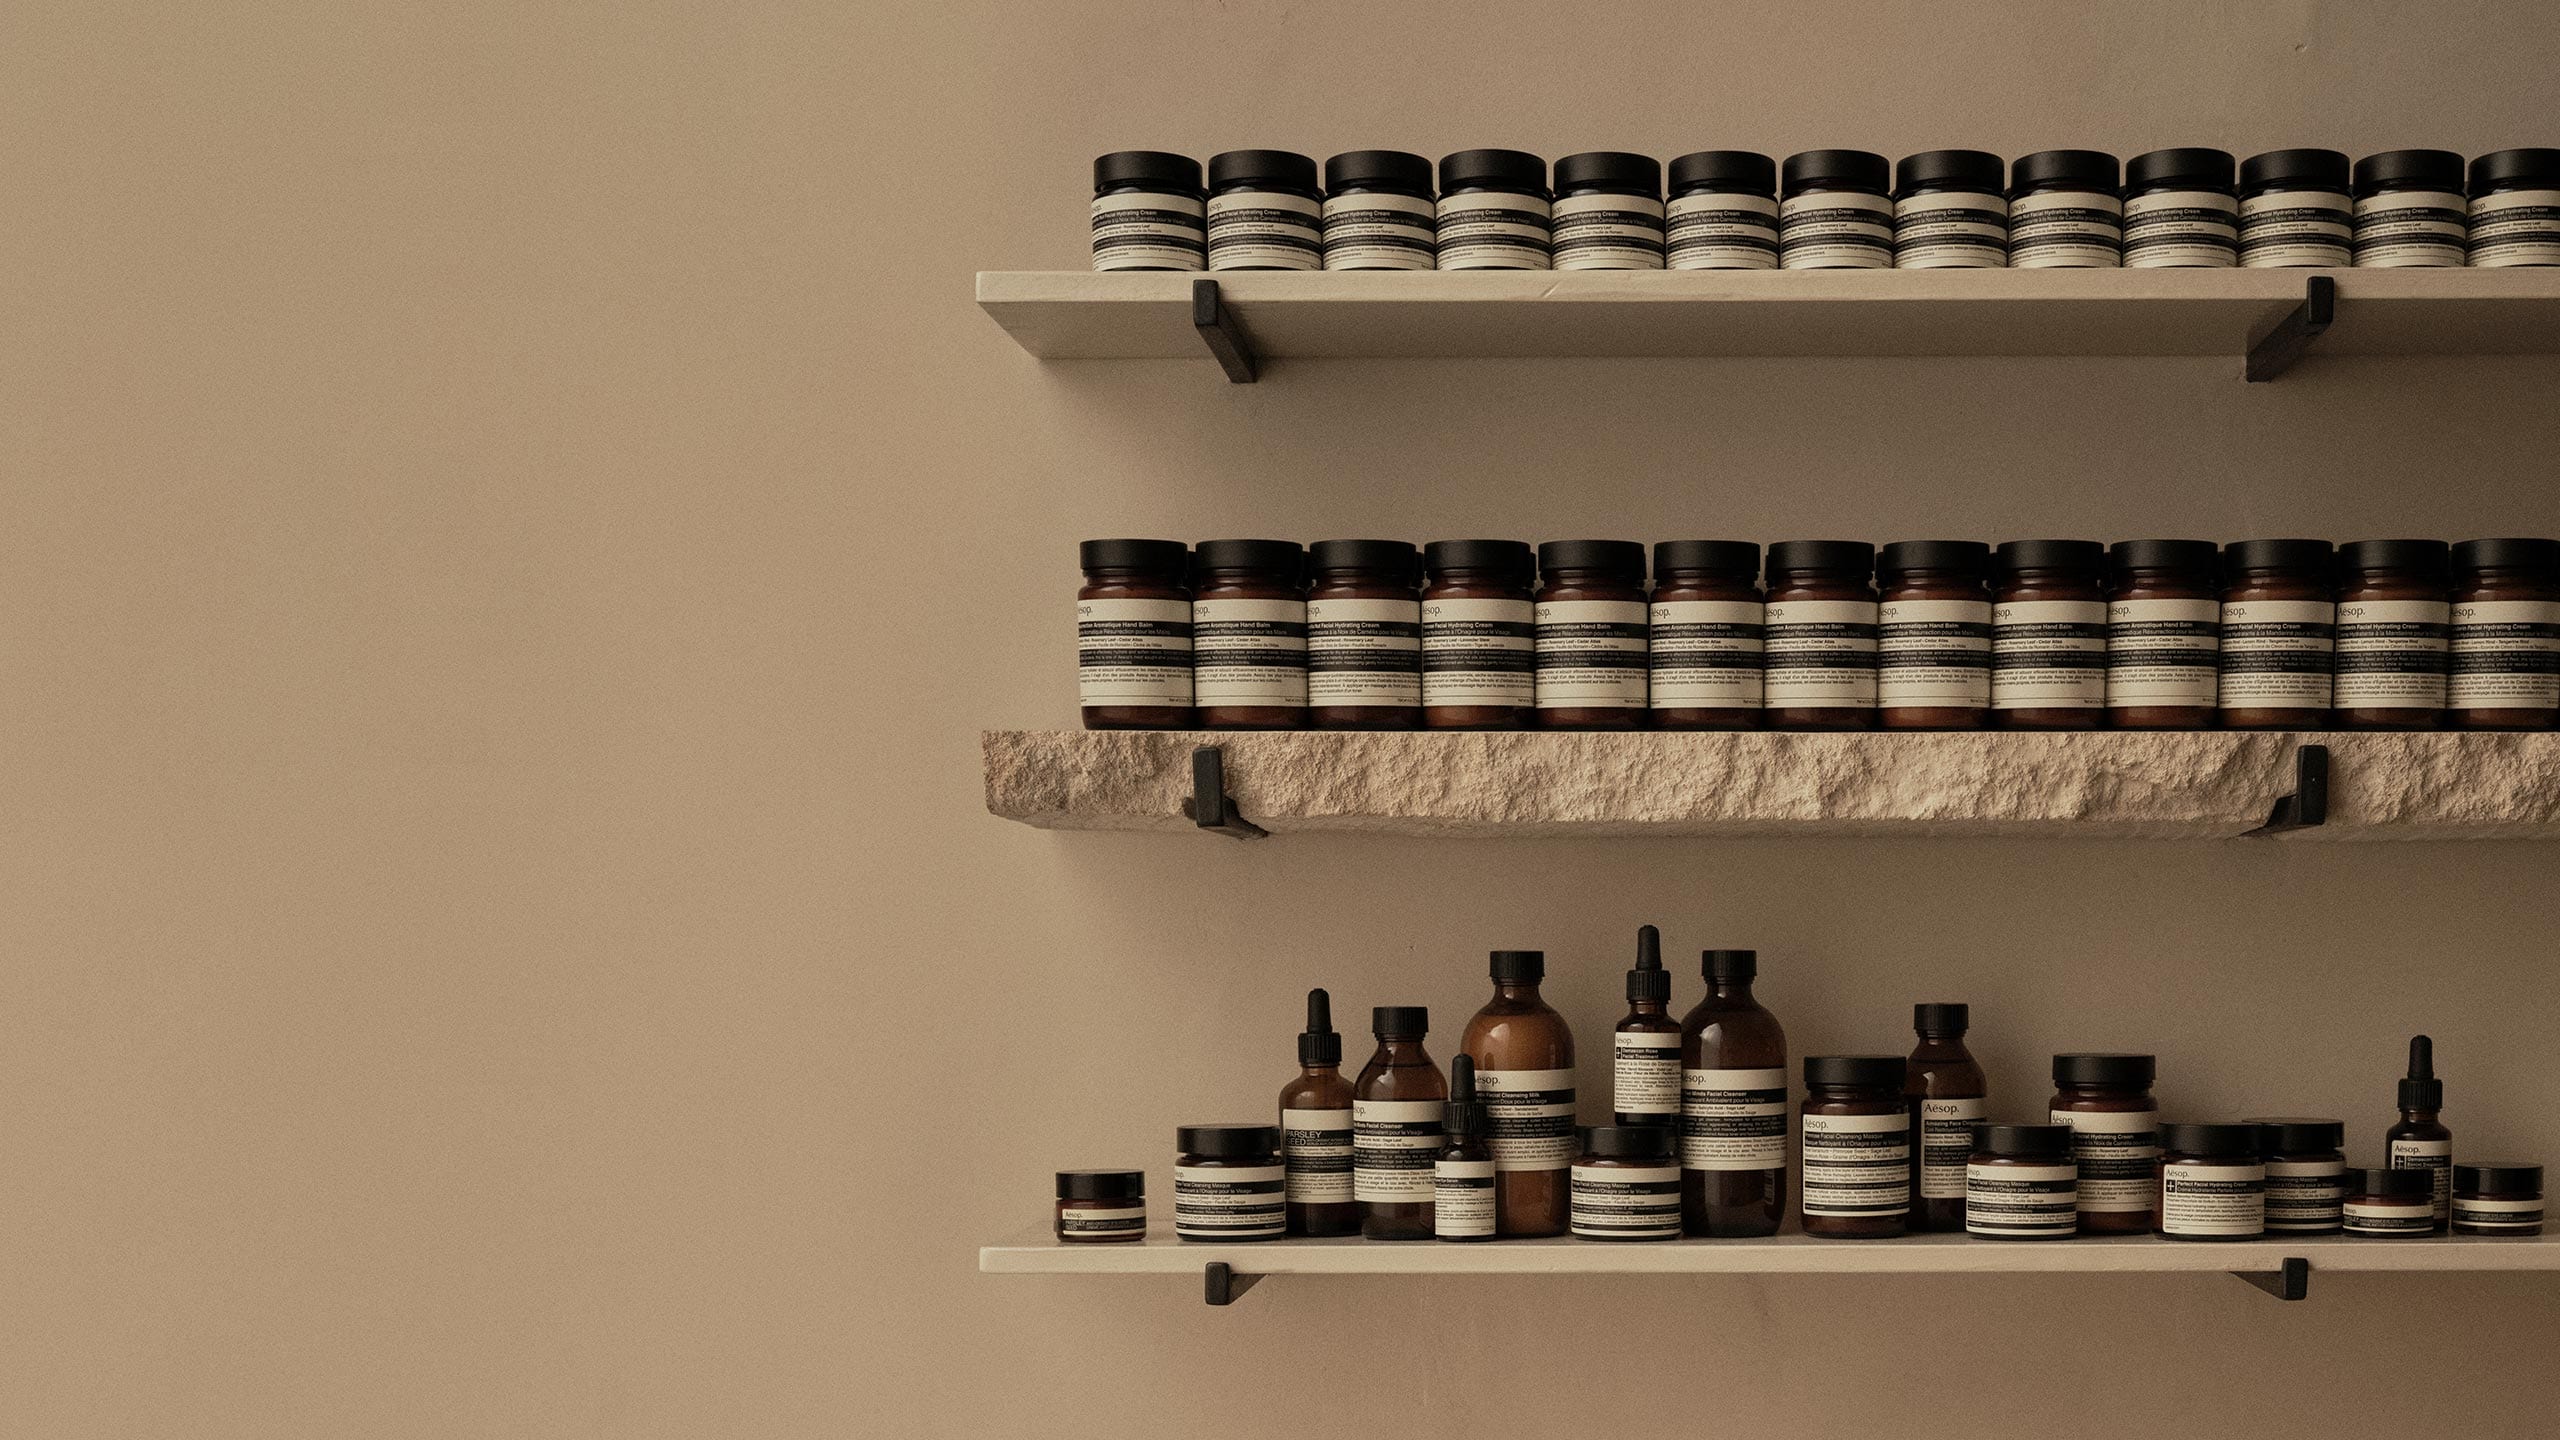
[1706,978,1755,1000]
[1492,980,1543,1001]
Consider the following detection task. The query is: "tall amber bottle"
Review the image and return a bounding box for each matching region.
[1461,950,1577,1237]
[1278,988,1358,1237]
[1905,1003,1987,1233]
[1680,948,1789,1237]
[1354,1007,1446,1240]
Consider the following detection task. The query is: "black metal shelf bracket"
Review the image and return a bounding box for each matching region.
[2245,743,2331,836]
[1184,745,1268,839]
[2244,275,2337,382]
[2233,1256,2311,1301]
[1204,1262,1261,1305]
[1192,278,1260,383]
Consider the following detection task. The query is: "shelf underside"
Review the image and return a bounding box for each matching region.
[977,269,2560,363]
[983,729,2560,840]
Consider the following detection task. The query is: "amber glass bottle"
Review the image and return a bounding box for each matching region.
[1877,540,1993,729]
[1462,950,1576,1237]
[2386,1034,2453,1231]
[1277,988,1358,1237]
[1613,925,1681,1126]
[1354,1007,1446,1240]
[1905,1003,1987,1233]
[1680,949,1788,1236]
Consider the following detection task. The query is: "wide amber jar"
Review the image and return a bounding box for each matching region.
[1307,539,1422,730]
[1422,540,1536,729]
[1993,539,2108,729]
[2448,538,2560,730]
[2049,1053,2159,1235]
[1649,541,1763,729]
[2219,539,2335,729]
[1077,538,1193,729]
[1055,1169,1146,1243]
[2106,539,2221,728]
[2334,539,2451,730]
[1534,540,1649,729]
[1800,1055,1909,1239]
[1763,541,1878,730]
[1877,540,1992,730]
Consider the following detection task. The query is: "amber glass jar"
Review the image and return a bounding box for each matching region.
[1649,541,1763,728]
[1173,1125,1285,1242]
[1191,539,1308,729]
[2107,539,2221,728]
[2049,1053,2158,1235]
[2453,1162,2544,1236]
[2448,538,2560,730]
[1965,1123,2078,1240]
[2219,540,2335,728]
[1055,1169,1147,1243]
[2343,1166,2436,1236]
[1306,539,1422,729]
[1801,1055,1910,1239]
[1422,540,1536,729]
[1763,541,1878,729]
[2249,1117,2346,1235]
[1570,1126,1682,1240]
[2156,1122,2266,1241]
[1077,539,1194,729]
[1993,539,2107,728]
[1535,540,1649,729]
[2334,539,2451,729]
[1877,540,1992,729]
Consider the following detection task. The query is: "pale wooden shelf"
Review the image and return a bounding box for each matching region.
[982,729,2560,841]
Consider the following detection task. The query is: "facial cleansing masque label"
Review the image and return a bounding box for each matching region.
[1965,1163,2077,1237]
[2264,1159,2345,1232]
[1801,1112,1910,1218]
[1306,597,1421,708]
[1570,1165,1681,1238]
[1762,599,1878,707]
[1282,1107,1352,1204]
[1648,599,1762,708]
[1421,597,1534,707]
[1076,598,1191,707]
[1680,1067,1787,1170]
[1534,600,1648,709]
[1879,598,1992,709]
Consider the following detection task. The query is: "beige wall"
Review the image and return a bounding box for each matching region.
[10,1,2560,1435]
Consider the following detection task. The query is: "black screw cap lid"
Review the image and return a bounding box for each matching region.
[1805,1055,1904,1089]
[1057,1169,1146,1200]
[1766,540,1875,581]
[1582,1124,1676,1160]
[1914,1002,1970,1036]
[1175,1123,1281,1158]
[2222,539,2334,573]
[1299,987,1342,1067]
[2160,1121,2264,1158]
[1702,948,1757,981]
[1670,150,1776,194]
[1628,925,1668,1003]
[2453,537,2560,573]
[2011,149,2120,195]
[1896,148,2005,195]
[2353,149,2464,195]
[1325,150,1433,194]
[1996,539,2105,575]
[1553,151,1661,196]
[2126,148,2236,192]
[2241,148,2351,193]
[1537,539,1646,580]
[1094,151,1202,194]
[1208,149,1319,194]
[2454,1161,2542,1195]
[1654,540,1760,576]
[1879,540,1990,581]
[2110,539,2221,574]
[1439,149,1548,195]
[1310,539,1419,580]
[1193,538,1304,574]
[1373,1005,1428,1038]
[2339,539,2449,578]
[2352,1166,2432,1199]
[1782,149,1890,194]
[2053,1053,2155,1088]
[2470,147,2560,196]
[1425,539,1535,580]
[2247,1117,2345,1153]
[1975,1123,2073,1158]
[1490,949,1545,984]
[1080,538,1189,573]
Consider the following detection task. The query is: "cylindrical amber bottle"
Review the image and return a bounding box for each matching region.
[1613,925,1681,1126]
[1763,541,1878,730]
[1173,1125,1285,1242]
[1801,1055,1910,1238]
[1877,540,1993,729]
[1421,540,1536,729]
[1534,540,1650,729]
[1191,539,1308,729]
[1571,1126,1682,1240]
[1680,949,1788,1237]
[1965,1123,2077,1240]
[1353,1007,1445,1240]
[1905,1002,1987,1233]
[2334,539,2451,729]
[2156,1122,2267,1241]
[2219,540,2336,729]
[2049,1053,2159,1235]
[2106,539,2222,728]
[1278,988,1358,1237]
[1992,539,2108,728]
[1649,541,1763,728]
[1461,950,1576,1237]
[1077,539,1193,729]
[2448,538,2560,730]
[1306,539,1422,730]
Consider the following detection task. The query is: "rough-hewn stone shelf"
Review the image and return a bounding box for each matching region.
[982,729,2560,840]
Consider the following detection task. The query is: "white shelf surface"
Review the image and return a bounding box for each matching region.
[976,269,2560,363]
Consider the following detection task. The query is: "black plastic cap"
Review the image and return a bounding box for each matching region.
[1553,151,1661,197]
[2111,539,2221,575]
[1805,1055,1904,1089]
[1914,1002,1970,1037]
[1783,149,1890,194]
[2339,539,2449,579]
[1975,1123,2073,1158]
[2223,539,2335,573]
[1538,539,1646,580]
[1490,949,1545,984]
[2011,149,2120,195]
[1669,150,1777,195]
[1094,151,1202,195]
[2470,148,2560,197]
[1702,948,1757,981]
[1208,149,1319,194]
[1299,987,1341,1068]
[1373,1005,1428,1039]
[2247,1117,2345,1154]
[1193,538,1305,574]
[2399,1034,2442,1111]
[2126,147,2236,192]
[1879,540,1990,581]
[2453,537,2560,574]
[1996,539,2105,575]
[2353,1166,2432,1199]
[1897,148,2005,195]
[2160,1121,2265,1158]
[1310,538,1419,580]
[2240,148,2350,194]
[1628,925,1669,1003]
[1766,540,1875,581]
[1439,149,1548,195]
[1654,540,1760,577]
[1582,1124,1676,1160]
[2053,1052,2156,1088]
[1425,538,1535,581]
[2454,1162,2543,1196]
[1057,1168,1146,1200]
[1325,149,1432,195]
[1175,1123,1281,1158]
[2353,149,2464,195]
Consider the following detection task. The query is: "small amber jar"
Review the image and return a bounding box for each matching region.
[1649,541,1763,728]
[2049,1053,2158,1235]
[1570,1125,1682,1241]
[1800,1055,1910,1238]
[1078,539,1194,729]
[1965,1123,2078,1240]
[2219,540,2336,728]
[1055,1169,1147,1243]
[1191,539,1308,730]
[1307,539,1423,729]
[2107,539,2221,728]
[1422,540,1536,729]
[2249,1117,2345,1235]
[1877,540,1992,729]
[1535,540,1650,729]
[1763,541,1878,730]
[2334,539,2451,729]
[2156,1122,2266,1241]
[2448,538,2560,730]
[1174,1124,1285,1242]
[2343,1166,2437,1236]
[1993,539,2108,728]
[2453,1162,2544,1236]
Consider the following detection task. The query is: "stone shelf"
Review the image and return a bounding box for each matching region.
[981,729,2560,840]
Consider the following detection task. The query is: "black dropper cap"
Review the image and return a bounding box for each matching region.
[2398,1035,2443,1111]
[1627,925,1669,1004]
[1444,1054,1484,1137]
[1299,988,1342,1067]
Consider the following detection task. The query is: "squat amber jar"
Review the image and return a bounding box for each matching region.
[1077,538,1194,729]
[2107,539,2222,728]
[1191,539,1308,730]
[2453,1162,2545,1236]
[1800,1055,1910,1238]
[1307,539,1423,729]
[1763,541,1879,730]
[1993,539,2108,728]
[1877,540,1993,730]
[1422,540,1537,730]
[1534,539,1650,729]
[1649,541,1763,728]
[1055,1169,1147,1242]
[2449,538,2560,730]
[2050,1053,2159,1235]
[2334,539,2451,730]
[2219,540,2336,728]
[2155,1122,2266,1241]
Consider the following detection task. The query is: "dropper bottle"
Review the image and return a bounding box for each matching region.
[1277,988,1359,1237]
[1614,925,1681,1125]
[1434,1056,1495,1242]
[2386,1034,2453,1231]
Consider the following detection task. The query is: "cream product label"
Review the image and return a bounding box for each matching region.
[1570,1163,1682,1239]
[2123,189,2240,267]
[1879,598,1992,709]
[2454,1195,2544,1231]
[2051,1108,2159,1212]
[1535,599,1648,709]
[1206,190,1321,271]
[1992,599,2107,710]
[1192,597,1308,708]
[1893,190,2009,268]
[1436,190,1552,270]
[1919,1096,1988,1200]
[2219,598,2336,708]
[1354,1099,1443,1203]
[2352,189,2467,267]
[1307,597,1422,709]
[1550,192,1666,270]
[1476,1067,1577,1170]
[1779,191,1892,268]
[2239,189,2351,267]
[1613,1032,1682,1118]
[2161,1160,2266,1236]
[1667,191,1780,269]
[1282,1106,1353,1205]
[2264,1159,2346,1232]
[1763,599,1879,708]
[1681,1066,1788,1170]
[1965,1162,2078,1237]
[1322,191,1436,270]
[2450,600,2560,709]
[2107,598,2221,708]
[1059,1205,1147,1237]
[2466,188,2560,267]
[2009,189,2123,268]
[2335,598,2450,709]
[1091,191,1208,272]
[1173,1164,1285,1238]
[1802,1111,1910,1218]
[2343,1198,2436,1235]
[1422,597,1536,708]
[1648,599,1764,708]
[1434,1158,1496,1236]
[2390,1138,2454,1222]
[1077,597,1193,708]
